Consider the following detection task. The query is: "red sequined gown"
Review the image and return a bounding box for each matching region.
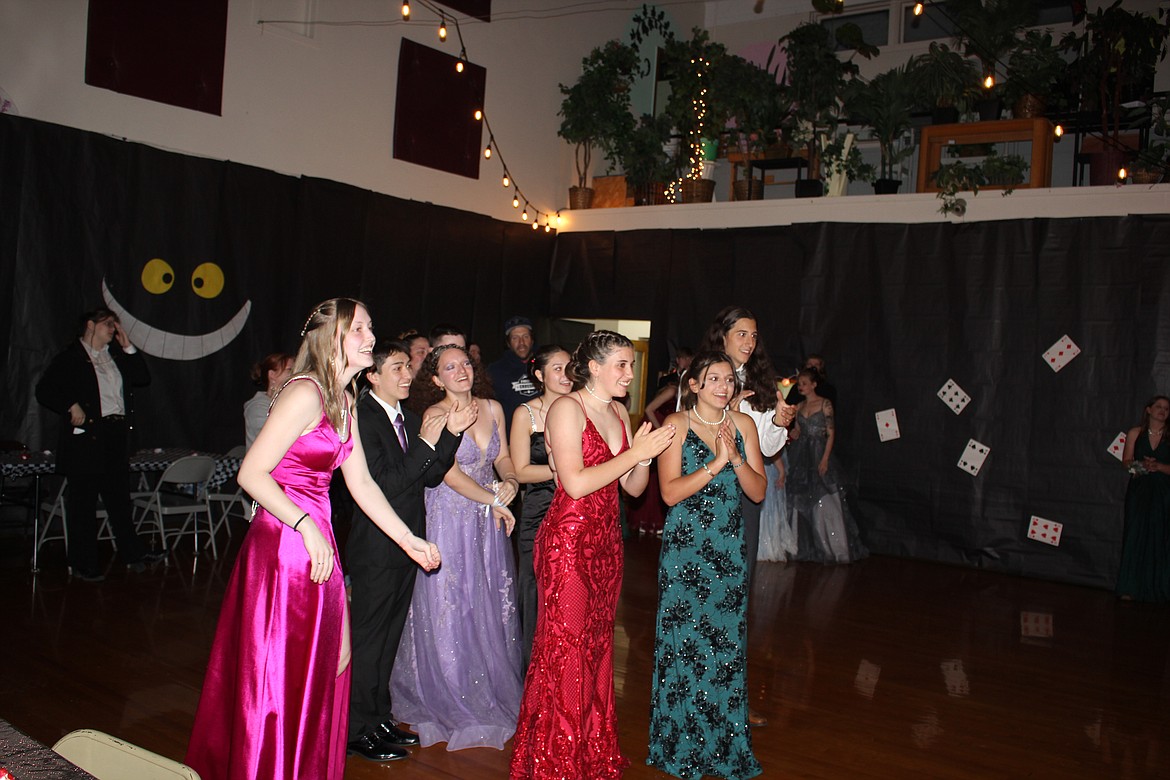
[509,404,630,780]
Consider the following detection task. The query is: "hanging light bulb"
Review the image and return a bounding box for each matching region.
[484,145,492,159]
[532,220,540,231]
[1053,124,1064,139]
[544,223,551,233]
[456,60,464,73]
[521,207,529,221]
[913,2,924,15]
[1118,167,1128,181]
[983,73,995,90]
[556,213,563,227]
[502,175,510,188]
[513,193,520,208]
[438,18,447,41]
[401,2,410,20]
[474,109,482,121]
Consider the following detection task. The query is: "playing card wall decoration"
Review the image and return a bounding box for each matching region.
[1042,335,1081,372]
[957,439,990,476]
[937,379,971,415]
[1027,516,1063,546]
[1106,431,1126,462]
[875,408,900,441]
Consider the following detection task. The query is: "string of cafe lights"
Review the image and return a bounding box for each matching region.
[400,0,560,229]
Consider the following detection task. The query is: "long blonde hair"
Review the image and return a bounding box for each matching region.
[293,297,362,431]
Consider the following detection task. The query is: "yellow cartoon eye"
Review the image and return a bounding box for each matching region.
[141,258,175,294]
[191,262,224,299]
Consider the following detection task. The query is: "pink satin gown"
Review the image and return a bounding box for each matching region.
[186,378,353,780]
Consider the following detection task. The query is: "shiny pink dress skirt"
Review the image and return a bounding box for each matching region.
[186,407,353,780]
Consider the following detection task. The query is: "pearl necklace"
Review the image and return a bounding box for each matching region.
[583,384,611,404]
[691,406,727,426]
[1150,427,1165,438]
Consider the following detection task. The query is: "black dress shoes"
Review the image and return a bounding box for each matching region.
[346,733,408,762]
[376,722,421,747]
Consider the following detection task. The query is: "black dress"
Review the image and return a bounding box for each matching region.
[516,402,556,671]
[1116,432,1170,601]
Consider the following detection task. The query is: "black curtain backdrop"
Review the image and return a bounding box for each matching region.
[551,217,1170,590]
[4,114,1168,590]
[0,115,553,456]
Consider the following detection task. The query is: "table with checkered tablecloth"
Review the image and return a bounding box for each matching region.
[1,448,240,489]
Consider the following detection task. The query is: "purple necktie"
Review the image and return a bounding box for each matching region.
[393,413,408,452]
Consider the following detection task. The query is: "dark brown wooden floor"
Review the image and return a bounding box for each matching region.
[3,517,1170,779]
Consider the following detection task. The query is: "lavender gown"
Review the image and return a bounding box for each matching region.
[390,419,523,749]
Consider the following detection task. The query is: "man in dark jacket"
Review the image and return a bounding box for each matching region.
[35,307,162,581]
[346,339,475,761]
[487,315,538,437]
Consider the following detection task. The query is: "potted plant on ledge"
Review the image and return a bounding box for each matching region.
[1061,1,1170,185]
[779,20,876,198]
[844,62,917,194]
[1004,30,1066,119]
[557,40,639,209]
[912,42,980,125]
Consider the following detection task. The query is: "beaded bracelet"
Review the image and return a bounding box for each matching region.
[702,462,714,478]
[731,459,745,469]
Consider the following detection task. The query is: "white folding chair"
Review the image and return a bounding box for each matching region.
[53,729,201,780]
[132,456,218,559]
[36,477,115,557]
[206,445,248,545]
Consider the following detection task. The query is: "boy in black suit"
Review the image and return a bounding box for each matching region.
[346,339,476,761]
[35,307,163,581]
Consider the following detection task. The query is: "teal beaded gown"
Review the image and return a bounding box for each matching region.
[647,427,761,780]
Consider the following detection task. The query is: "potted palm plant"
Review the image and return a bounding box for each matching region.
[557,40,639,209]
[1061,1,1170,185]
[912,42,980,125]
[844,63,917,194]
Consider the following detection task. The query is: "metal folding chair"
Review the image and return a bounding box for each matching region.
[132,456,217,559]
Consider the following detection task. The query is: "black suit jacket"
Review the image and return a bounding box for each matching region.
[347,391,461,569]
[35,341,150,476]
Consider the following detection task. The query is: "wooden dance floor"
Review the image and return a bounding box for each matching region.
[2,524,1169,779]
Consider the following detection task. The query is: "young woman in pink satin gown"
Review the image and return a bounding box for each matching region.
[510,331,675,780]
[185,298,441,780]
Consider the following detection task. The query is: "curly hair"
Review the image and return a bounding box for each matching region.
[678,350,741,411]
[696,305,777,412]
[408,344,494,413]
[566,330,633,391]
[292,298,364,431]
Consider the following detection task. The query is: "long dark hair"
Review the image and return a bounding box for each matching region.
[408,344,494,413]
[567,331,632,391]
[696,305,777,412]
[1141,395,1170,430]
[529,344,569,394]
[678,351,740,411]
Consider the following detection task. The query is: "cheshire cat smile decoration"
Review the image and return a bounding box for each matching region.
[101,256,251,361]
